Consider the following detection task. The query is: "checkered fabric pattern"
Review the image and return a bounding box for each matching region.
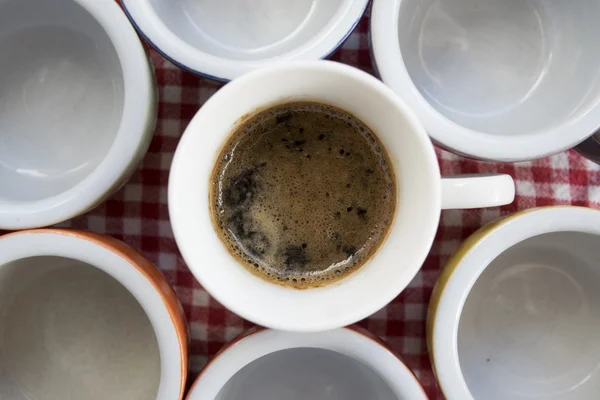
[54,7,600,400]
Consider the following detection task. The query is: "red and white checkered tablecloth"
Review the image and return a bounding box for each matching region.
[56,8,600,400]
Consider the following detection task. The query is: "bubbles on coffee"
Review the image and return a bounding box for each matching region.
[210,102,396,289]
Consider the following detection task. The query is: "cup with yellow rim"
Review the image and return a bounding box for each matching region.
[428,206,600,400]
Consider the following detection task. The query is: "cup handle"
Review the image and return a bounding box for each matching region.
[441,174,515,210]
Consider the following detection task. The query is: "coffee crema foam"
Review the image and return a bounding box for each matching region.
[210,102,396,289]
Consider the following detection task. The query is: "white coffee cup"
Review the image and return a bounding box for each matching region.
[0,0,157,229]
[186,326,428,400]
[169,60,515,332]
[371,0,600,162]
[122,0,370,81]
[429,206,600,399]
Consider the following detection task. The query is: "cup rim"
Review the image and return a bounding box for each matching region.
[0,0,156,230]
[121,0,370,82]
[185,326,429,400]
[370,0,600,162]
[427,206,600,399]
[168,60,442,332]
[0,229,188,400]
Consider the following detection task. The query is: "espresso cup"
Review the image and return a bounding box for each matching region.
[0,229,188,400]
[428,206,600,400]
[122,0,370,81]
[169,60,515,332]
[185,326,427,400]
[0,0,157,229]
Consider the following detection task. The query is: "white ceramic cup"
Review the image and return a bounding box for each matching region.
[123,0,370,81]
[371,0,600,162]
[0,229,188,400]
[428,206,600,400]
[186,326,428,400]
[169,60,515,332]
[0,0,157,229]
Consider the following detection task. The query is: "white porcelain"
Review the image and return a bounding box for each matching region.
[122,0,369,81]
[371,0,600,161]
[169,60,515,332]
[430,207,600,400]
[0,0,157,229]
[0,230,187,400]
[186,327,428,400]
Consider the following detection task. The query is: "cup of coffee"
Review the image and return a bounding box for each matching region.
[0,229,188,400]
[185,326,428,400]
[169,60,515,331]
[428,207,600,399]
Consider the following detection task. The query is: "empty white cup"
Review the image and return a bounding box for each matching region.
[122,0,370,81]
[429,207,600,399]
[186,327,427,400]
[0,0,157,229]
[371,0,600,161]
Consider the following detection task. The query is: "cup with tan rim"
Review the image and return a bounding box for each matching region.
[428,206,600,400]
[0,229,188,400]
[169,60,515,332]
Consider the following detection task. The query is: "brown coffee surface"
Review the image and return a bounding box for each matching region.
[210,102,396,289]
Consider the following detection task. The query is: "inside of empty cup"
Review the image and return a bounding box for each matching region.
[216,348,397,400]
[0,256,160,400]
[458,231,600,399]
[0,0,124,201]
[147,0,347,60]
[399,0,600,135]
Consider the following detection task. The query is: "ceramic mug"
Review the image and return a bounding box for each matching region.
[371,0,600,162]
[0,229,188,400]
[185,326,428,400]
[169,60,515,332]
[0,0,157,230]
[428,206,600,400]
[122,0,370,81]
